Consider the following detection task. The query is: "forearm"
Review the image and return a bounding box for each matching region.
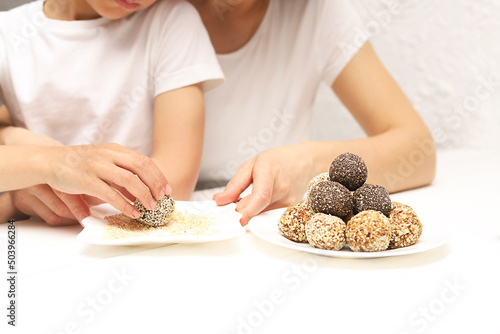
[152,155,200,201]
[152,83,205,201]
[0,146,51,191]
[0,125,63,146]
[299,126,436,193]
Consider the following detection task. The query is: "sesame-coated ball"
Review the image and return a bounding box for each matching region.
[309,181,353,218]
[305,213,346,250]
[353,184,391,217]
[134,195,175,227]
[346,210,391,252]
[389,202,423,249]
[278,205,314,242]
[329,152,368,191]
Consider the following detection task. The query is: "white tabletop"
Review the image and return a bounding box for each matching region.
[1,148,499,334]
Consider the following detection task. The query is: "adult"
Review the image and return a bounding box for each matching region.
[189,0,436,224]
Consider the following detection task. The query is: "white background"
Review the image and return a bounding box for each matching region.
[313,0,500,150]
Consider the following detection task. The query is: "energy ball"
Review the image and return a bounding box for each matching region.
[329,152,368,191]
[302,172,330,210]
[353,184,391,217]
[389,202,423,249]
[309,181,353,218]
[305,213,346,251]
[134,195,175,227]
[278,205,314,242]
[346,210,391,252]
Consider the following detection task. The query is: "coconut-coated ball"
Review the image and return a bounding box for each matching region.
[346,210,391,252]
[305,213,346,250]
[389,202,423,249]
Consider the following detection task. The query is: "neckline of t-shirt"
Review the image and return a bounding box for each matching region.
[216,0,273,60]
[36,0,111,29]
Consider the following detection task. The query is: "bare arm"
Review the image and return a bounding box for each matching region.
[215,41,436,225]
[311,41,436,192]
[151,83,205,200]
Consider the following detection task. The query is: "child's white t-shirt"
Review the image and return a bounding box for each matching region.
[0,0,224,156]
[198,0,368,187]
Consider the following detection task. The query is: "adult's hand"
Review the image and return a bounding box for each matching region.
[213,144,314,225]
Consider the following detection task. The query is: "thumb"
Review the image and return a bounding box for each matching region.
[213,159,255,205]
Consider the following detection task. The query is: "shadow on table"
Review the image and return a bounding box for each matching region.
[249,235,451,270]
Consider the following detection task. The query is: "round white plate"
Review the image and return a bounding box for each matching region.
[248,208,451,258]
[78,201,244,245]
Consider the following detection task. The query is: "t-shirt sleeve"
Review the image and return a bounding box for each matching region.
[149,1,224,96]
[313,0,368,86]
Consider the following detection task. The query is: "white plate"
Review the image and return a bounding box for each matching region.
[248,208,451,258]
[78,201,244,245]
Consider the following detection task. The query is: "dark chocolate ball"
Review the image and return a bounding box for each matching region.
[329,153,368,191]
[309,181,353,218]
[353,184,391,217]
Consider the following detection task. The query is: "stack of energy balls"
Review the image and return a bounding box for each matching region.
[278,153,423,252]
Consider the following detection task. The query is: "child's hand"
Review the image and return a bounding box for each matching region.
[11,144,171,224]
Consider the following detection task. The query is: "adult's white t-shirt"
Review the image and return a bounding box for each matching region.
[0,0,224,156]
[198,0,368,188]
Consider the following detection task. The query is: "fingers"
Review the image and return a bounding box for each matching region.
[113,148,170,200]
[13,190,77,226]
[101,166,159,211]
[53,190,90,224]
[109,184,135,203]
[12,186,75,220]
[89,179,141,219]
[82,195,105,207]
[213,158,255,206]
[235,166,276,226]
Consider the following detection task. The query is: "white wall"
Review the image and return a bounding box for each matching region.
[313,0,500,150]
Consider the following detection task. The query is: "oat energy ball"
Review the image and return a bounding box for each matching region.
[278,205,314,242]
[329,152,368,191]
[302,172,330,210]
[134,195,175,227]
[309,181,353,218]
[389,202,423,249]
[346,210,391,252]
[353,184,391,217]
[305,213,346,251]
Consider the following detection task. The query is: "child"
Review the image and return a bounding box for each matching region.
[0,0,224,224]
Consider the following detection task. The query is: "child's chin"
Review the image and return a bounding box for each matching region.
[98,9,137,20]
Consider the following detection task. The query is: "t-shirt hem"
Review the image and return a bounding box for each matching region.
[154,64,225,96]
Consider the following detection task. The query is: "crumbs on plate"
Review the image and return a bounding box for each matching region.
[103,211,219,239]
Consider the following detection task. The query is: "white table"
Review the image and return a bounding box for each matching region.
[1,149,499,334]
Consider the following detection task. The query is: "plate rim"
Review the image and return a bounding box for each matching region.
[248,208,451,258]
[78,201,245,245]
